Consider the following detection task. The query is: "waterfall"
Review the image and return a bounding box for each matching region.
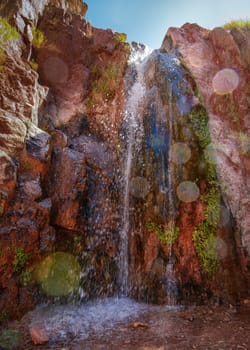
[118,47,150,296]
[118,48,187,303]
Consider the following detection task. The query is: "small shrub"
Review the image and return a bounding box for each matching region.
[13,247,29,273]
[32,25,44,48]
[146,222,179,245]
[223,19,250,30]
[29,58,38,71]
[20,270,32,286]
[115,32,127,43]
[0,17,19,43]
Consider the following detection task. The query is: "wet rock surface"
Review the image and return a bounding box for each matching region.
[163,24,250,283]
[0,0,250,324]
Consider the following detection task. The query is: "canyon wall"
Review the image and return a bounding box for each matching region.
[0,0,249,320]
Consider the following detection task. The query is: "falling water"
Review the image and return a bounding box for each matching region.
[118,48,151,296]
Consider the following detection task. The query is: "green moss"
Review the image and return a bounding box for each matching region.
[223,18,250,30]
[189,105,210,148]
[13,247,29,273]
[20,270,32,286]
[193,223,218,275]
[90,63,121,102]
[0,17,19,70]
[0,17,19,44]
[29,58,38,71]
[146,222,180,245]
[188,104,221,274]
[32,25,44,48]
[0,329,19,349]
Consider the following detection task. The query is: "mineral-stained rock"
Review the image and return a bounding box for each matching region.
[162,22,250,289]
[0,0,249,321]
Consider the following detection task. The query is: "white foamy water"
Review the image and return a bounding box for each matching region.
[118,48,152,296]
[30,297,181,342]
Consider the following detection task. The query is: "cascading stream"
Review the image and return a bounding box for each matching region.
[119,49,183,302]
[118,48,151,296]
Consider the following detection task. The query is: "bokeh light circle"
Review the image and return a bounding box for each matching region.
[34,252,80,296]
[204,143,225,164]
[172,142,191,164]
[43,56,69,84]
[212,68,239,95]
[215,237,228,260]
[130,176,150,199]
[218,204,231,228]
[176,181,200,203]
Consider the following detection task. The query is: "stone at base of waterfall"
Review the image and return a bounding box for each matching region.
[128,322,149,329]
[30,327,49,345]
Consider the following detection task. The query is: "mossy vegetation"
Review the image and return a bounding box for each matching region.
[115,32,130,51]
[29,58,38,71]
[0,329,19,349]
[146,222,180,245]
[13,247,30,273]
[0,17,19,70]
[188,105,220,275]
[223,18,250,30]
[115,32,127,43]
[89,63,122,103]
[31,25,44,48]
[0,17,19,43]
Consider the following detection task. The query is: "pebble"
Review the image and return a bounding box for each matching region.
[29,327,49,345]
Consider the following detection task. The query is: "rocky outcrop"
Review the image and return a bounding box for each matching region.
[0,0,249,321]
[162,23,250,286]
[0,0,128,320]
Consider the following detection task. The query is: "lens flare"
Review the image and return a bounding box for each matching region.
[130,176,150,199]
[177,95,199,115]
[212,68,239,95]
[176,181,200,203]
[43,56,69,84]
[218,204,231,228]
[204,143,224,164]
[34,252,80,296]
[215,237,228,260]
[172,142,191,164]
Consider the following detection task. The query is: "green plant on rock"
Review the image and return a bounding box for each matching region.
[29,58,38,71]
[0,17,19,43]
[0,17,19,70]
[193,222,218,275]
[223,18,250,30]
[0,329,19,350]
[189,105,210,148]
[20,270,32,286]
[32,25,44,48]
[13,247,29,273]
[90,63,121,102]
[115,32,127,43]
[146,222,180,245]
[188,104,220,274]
